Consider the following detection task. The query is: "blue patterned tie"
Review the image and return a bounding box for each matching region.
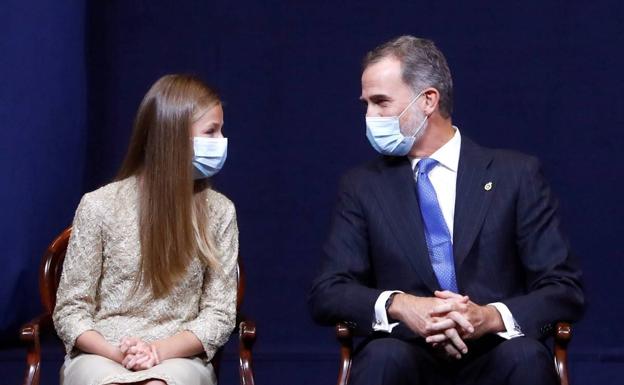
[416,158,458,292]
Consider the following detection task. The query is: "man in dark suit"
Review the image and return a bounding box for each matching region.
[308,36,584,385]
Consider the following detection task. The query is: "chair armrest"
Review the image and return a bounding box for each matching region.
[20,313,52,385]
[336,322,354,385]
[20,313,52,343]
[239,319,256,385]
[553,322,571,385]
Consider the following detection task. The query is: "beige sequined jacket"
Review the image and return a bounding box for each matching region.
[52,177,238,361]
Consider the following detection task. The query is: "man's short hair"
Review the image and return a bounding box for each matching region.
[363,36,453,118]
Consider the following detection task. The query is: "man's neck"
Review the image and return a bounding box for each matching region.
[408,118,454,158]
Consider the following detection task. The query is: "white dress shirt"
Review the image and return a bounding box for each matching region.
[372,128,523,340]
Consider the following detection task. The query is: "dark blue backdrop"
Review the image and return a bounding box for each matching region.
[2,1,623,384]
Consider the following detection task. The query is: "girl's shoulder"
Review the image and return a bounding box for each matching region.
[205,188,236,221]
[205,188,234,209]
[78,177,137,213]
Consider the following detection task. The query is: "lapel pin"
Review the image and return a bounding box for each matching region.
[484,182,493,191]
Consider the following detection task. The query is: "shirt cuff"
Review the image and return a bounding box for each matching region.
[489,302,524,339]
[372,290,403,332]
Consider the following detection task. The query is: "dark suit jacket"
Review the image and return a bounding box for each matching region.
[308,136,584,340]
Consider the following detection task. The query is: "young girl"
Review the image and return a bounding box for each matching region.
[53,74,237,385]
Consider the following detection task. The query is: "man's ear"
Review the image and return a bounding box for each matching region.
[422,88,440,116]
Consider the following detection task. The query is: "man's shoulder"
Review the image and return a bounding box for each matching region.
[340,156,404,185]
[491,148,539,170]
[464,136,540,171]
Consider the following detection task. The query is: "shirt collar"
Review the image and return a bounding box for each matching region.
[410,126,461,172]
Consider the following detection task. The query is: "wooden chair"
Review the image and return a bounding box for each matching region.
[20,227,257,385]
[334,321,573,385]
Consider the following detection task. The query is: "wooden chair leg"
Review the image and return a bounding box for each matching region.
[239,320,256,385]
[554,322,572,385]
[20,317,45,385]
[336,322,353,385]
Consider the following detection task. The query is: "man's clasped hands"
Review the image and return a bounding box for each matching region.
[387,290,504,359]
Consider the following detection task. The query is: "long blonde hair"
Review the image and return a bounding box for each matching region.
[117,74,220,298]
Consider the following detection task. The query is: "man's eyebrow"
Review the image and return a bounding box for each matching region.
[369,94,391,103]
[359,94,391,102]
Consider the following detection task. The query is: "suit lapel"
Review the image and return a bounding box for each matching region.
[372,157,440,292]
[453,137,494,270]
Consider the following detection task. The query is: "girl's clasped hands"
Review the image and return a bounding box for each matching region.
[119,337,161,371]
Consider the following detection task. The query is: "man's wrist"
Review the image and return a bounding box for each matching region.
[387,293,405,321]
[485,305,505,334]
[385,293,398,323]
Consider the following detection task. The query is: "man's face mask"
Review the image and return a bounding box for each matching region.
[365,90,428,156]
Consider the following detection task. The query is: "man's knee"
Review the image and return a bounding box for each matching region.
[358,338,417,366]
[494,338,552,369]
[351,338,442,385]
[462,338,557,385]
[490,338,558,384]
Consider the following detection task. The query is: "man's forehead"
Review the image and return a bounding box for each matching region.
[363,56,402,78]
[361,57,406,99]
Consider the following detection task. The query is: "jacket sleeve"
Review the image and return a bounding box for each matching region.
[182,201,238,360]
[502,157,585,339]
[52,194,103,354]
[308,172,384,335]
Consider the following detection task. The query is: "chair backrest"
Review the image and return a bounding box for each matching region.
[39,228,72,315]
[40,226,246,315]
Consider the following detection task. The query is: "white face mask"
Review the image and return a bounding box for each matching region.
[192,137,228,179]
[365,91,428,156]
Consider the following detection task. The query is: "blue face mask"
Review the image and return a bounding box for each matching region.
[192,137,228,179]
[365,91,428,156]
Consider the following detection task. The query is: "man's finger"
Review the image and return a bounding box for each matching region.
[434,290,461,299]
[425,333,449,343]
[446,311,474,334]
[442,341,462,360]
[435,291,470,304]
[430,303,454,315]
[445,328,468,355]
[431,300,469,316]
[426,318,456,332]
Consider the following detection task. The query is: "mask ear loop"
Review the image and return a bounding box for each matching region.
[399,90,429,138]
[398,90,425,119]
[408,115,429,138]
